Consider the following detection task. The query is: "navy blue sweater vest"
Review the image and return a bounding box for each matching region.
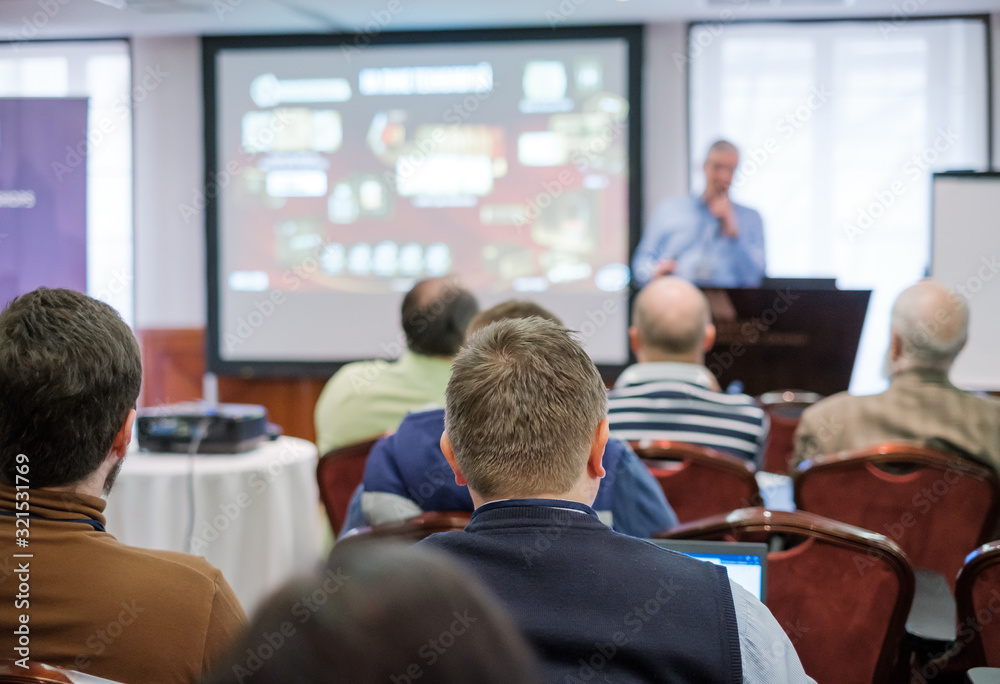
[422,500,741,684]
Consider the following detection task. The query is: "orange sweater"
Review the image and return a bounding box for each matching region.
[0,485,245,683]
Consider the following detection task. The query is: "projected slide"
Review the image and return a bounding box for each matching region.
[211,32,635,367]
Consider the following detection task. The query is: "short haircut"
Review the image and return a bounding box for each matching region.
[445,317,606,499]
[467,299,561,335]
[0,288,142,487]
[891,280,969,370]
[707,139,739,158]
[401,279,479,357]
[633,278,711,355]
[203,543,542,684]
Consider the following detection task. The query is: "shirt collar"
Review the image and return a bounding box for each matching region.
[614,362,717,390]
[472,498,597,520]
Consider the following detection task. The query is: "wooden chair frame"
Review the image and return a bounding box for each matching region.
[337,511,472,547]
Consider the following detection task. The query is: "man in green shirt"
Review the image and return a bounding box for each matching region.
[314,278,478,455]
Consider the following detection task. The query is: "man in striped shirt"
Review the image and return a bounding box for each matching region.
[608,276,768,464]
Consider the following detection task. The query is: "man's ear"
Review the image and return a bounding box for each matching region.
[588,418,609,479]
[111,409,136,459]
[628,325,641,356]
[702,323,716,352]
[889,330,903,362]
[440,432,468,486]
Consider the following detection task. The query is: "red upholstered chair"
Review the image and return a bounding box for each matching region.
[0,661,74,683]
[956,541,1000,668]
[337,511,472,547]
[757,390,822,474]
[630,440,761,523]
[316,434,387,534]
[793,443,1000,590]
[657,508,914,684]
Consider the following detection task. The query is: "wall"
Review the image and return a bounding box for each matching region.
[133,36,206,329]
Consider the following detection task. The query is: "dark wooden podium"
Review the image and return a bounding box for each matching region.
[702,287,870,397]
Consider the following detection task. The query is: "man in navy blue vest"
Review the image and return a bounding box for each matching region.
[421,317,813,683]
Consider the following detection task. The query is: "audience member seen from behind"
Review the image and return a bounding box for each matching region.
[351,300,678,537]
[0,288,245,684]
[204,542,542,684]
[421,317,813,683]
[607,276,768,464]
[793,278,1000,472]
[313,277,478,454]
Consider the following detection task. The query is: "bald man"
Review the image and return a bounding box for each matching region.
[792,279,1000,472]
[632,140,766,287]
[607,277,768,463]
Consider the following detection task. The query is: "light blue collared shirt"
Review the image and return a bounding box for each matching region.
[633,194,766,287]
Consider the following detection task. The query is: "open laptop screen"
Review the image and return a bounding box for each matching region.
[649,539,768,604]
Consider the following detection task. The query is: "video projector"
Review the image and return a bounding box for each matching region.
[136,402,270,454]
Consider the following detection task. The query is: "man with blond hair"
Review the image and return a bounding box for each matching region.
[351,300,677,538]
[793,278,1000,470]
[422,317,813,683]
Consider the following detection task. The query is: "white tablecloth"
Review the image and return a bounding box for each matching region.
[103,436,323,615]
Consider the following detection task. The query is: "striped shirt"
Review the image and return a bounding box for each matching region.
[608,362,768,464]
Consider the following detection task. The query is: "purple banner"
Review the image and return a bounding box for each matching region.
[0,98,88,307]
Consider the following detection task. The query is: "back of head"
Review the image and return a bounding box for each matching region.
[204,543,541,684]
[633,277,711,356]
[890,279,969,372]
[401,278,479,357]
[467,299,562,335]
[445,317,606,499]
[0,288,141,487]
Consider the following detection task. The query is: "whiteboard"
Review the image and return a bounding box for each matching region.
[930,173,1000,391]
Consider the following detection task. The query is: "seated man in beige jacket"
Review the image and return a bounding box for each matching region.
[793,279,1000,473]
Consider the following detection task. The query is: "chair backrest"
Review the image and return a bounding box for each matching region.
[337,511,472,547]
[0,661,74,683]
[630,440,760,523]
[956,541,1000,668]
[758,390,823,473]
[316,434,387,534]
[794,442,1000,589]
[658,507,915,684]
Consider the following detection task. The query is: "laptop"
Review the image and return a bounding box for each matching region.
[649,539,768,604]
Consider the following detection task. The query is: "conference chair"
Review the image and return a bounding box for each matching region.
[757,389,822,473]
[657,507,914,684]
[794,443,1000,590]
[907,541,1000,680]
[316,434,388,534]
[630,440,761,523]
[0,661,74,683]
[955,541,1000,669]
[337,511,472,547]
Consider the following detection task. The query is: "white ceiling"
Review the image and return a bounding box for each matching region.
[0,0,998,40]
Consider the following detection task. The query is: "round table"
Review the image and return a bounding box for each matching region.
[104,436,323,615]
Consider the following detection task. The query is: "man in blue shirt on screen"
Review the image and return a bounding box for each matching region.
[633,140,766,288]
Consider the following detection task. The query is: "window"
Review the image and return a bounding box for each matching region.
[0,40,133,325]
[688,19,989,394]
